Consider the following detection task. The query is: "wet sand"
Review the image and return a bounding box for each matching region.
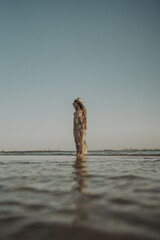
[0,155,160,240]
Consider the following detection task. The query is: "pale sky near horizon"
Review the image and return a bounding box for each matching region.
[0,0,160,151]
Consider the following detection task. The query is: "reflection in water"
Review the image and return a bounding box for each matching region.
[72,156,89,225]
[73,156,88,192]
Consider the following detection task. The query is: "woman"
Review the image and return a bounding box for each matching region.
[73,97,88,157]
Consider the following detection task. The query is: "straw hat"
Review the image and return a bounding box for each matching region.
[74,97,84,106]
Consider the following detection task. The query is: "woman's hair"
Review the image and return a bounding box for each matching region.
[75,100,87,130]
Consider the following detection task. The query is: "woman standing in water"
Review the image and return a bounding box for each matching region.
[73,97,88,157]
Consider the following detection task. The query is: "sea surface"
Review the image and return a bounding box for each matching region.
[0,152,160,240]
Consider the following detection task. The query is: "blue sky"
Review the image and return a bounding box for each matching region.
[0,0,160,150]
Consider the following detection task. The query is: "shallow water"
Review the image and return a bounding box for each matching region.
[0,155,160,240]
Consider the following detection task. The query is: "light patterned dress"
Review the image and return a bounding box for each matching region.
[73,108,88,156]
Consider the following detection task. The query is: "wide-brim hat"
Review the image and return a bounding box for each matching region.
[74,97,84,106]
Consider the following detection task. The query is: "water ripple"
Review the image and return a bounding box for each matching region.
[0,155,160,240]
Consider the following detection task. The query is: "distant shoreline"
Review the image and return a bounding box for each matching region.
[0,149,160,156]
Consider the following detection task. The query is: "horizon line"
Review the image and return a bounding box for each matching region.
[0,148,160,152]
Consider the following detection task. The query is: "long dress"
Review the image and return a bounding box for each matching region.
[73,108,88,156]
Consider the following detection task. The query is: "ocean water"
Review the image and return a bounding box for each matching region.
[0,154,160,240]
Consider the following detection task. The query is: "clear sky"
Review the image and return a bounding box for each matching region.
[0,0,160,151]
